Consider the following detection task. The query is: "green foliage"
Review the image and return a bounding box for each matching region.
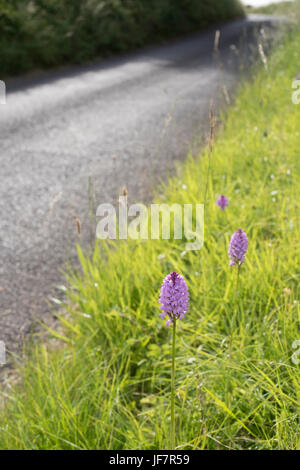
[0,22,299,450]
[0,0,244,76]
[247,0,300,16]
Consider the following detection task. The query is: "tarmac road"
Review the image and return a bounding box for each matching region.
[0,15,283,353]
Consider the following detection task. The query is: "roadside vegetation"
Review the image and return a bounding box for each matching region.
[0,9,299,451]
[246,0,297,15]
[0,0,244,77]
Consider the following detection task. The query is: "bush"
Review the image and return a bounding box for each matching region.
[0,0,244,76]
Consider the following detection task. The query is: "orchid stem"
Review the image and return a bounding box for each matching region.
[236,265,241,292]
[171,319,176,450]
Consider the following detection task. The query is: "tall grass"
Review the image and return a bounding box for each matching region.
[0,23,299,450]
[0,0,244,77]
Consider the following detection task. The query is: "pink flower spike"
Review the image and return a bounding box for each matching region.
[217,195,229,211]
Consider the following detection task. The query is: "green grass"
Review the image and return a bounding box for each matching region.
[0,0,244,77]
[1,21,300,450]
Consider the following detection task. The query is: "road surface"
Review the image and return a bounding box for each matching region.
[0,15,283,353]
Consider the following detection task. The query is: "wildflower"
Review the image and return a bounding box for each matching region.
[228,228,248,267]
[159,272,189,449]
[159,272,189,326]
[217,195,229,211]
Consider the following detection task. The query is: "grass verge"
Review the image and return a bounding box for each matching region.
[0,19,300,451]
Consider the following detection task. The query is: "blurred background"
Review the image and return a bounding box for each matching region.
[0,0,245,77]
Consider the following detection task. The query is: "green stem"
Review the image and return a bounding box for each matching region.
[204,155,211,207]
[171,319,176,450]
[236,265,241,292]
